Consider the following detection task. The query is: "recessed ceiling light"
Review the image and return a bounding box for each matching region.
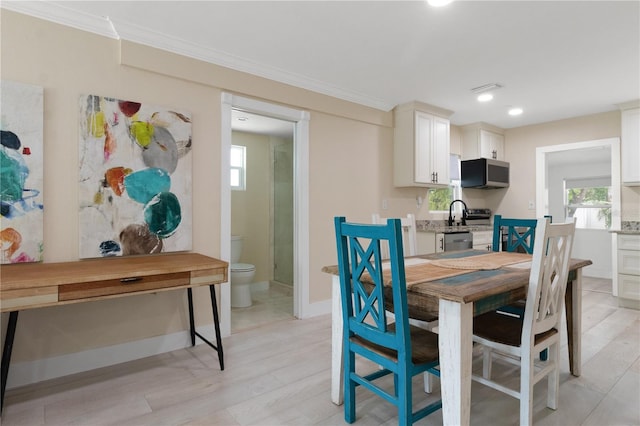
[427,0,453,7]
[508,108,523,116]
[477,93,494,102]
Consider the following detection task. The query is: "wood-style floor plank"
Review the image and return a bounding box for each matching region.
[2,278,639,425]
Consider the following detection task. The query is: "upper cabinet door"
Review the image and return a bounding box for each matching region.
[479,129,505,161]
[414,111,434,184]
[621,107,640,185]
[461,123,505,161]
[393,102,452,188]
[432,115,450,183]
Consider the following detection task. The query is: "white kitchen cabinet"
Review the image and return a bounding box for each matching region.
[472,230,493,251]
[416,232,436,255]
[621,106,640,185]
[394,101,452,187]
[417,231,445,254]
[617,233,640,309]
[435,233,445,253]
[461,122,505,160]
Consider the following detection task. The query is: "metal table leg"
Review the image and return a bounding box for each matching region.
[185,286,224,370]
[1,311,19,413]
[187,288,196,346]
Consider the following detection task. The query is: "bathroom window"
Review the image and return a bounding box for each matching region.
[230,145,246,191]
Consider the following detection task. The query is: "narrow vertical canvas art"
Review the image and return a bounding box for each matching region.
[78,95,192,258]
[0,80,44,264]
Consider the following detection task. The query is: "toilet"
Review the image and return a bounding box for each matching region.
[230,235,256,308]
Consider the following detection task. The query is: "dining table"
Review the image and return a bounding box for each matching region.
[322,249,592,426]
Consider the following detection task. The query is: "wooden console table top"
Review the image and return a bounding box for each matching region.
[0,253,228,312]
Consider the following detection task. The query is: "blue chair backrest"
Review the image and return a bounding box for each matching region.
[492,214,541,254]
[334,216,412,356]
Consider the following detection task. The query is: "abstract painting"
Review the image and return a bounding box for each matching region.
[78,94,192,258]
[0,80,44,264]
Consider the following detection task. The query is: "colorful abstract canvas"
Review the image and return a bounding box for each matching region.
[0,80,44,264]
[78,95,192,258]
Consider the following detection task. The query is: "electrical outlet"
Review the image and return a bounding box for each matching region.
[382,199,388,210]
[528,200,535,210]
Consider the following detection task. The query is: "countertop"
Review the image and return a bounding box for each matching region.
[416,220,492,233]
[610,221,640,235]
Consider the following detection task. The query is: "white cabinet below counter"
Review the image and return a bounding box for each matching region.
[617,233,640,309]
[472,230,494,252]
[416,232,444,255]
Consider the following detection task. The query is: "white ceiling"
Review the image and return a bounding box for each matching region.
[4,1,639,134]
[231,109,295,138]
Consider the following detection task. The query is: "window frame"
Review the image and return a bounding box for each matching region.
[230,144,246,191]
[563,177,612,230]
[428,154,461,214]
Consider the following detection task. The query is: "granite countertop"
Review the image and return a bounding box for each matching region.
[416,220,493,233]
[610,221,640,235]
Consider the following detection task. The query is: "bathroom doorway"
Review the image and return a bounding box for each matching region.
[220,93,310,337]
[230,114,294,332]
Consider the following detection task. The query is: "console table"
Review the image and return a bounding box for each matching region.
[0,252,228,412]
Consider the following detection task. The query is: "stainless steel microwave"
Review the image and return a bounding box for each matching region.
[460,158,509,189]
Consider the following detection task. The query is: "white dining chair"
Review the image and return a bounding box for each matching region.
[372,213,438,393]
[371,213,418,259]
[471,218,576,426]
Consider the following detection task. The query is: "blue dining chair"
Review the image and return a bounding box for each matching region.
[492,214,540,255]
[334,217,442,425]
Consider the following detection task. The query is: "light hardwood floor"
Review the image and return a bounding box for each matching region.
[2,277,639,425]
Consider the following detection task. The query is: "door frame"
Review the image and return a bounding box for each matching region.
[535,137,621,291]
[220,93,310,336]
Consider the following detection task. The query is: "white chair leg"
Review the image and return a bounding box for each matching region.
[547,342,560,410]
[423,372,433,393]
[482,346,493,379]
[520,351,535,426]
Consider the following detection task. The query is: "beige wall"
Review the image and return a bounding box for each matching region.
[1,12,222,361]
[500,111,639,220]
[0,11,394,363]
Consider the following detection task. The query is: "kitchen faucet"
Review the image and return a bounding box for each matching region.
[448,199,468,226]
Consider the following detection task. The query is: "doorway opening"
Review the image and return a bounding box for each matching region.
[220,93,310,337]
[229,111,294,332]
[536,138,621,290]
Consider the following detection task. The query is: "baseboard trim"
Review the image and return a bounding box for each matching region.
[302,298,332,319]
[6,325,216,390]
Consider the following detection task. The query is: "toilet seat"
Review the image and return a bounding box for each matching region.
[231,262,255,272]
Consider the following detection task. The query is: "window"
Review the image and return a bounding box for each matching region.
[230,145,246,191]
[428,154,461,212]
[564,177,611,229]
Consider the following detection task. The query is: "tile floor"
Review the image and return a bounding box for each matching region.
[231,283,294,333]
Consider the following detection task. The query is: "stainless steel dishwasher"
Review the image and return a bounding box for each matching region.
[444,232,473,251]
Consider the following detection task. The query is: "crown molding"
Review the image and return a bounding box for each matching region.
[1,1,118,39]
[2,2,393,111]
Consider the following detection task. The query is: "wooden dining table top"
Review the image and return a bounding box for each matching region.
[322,249,592,321]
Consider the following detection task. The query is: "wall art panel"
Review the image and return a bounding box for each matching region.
[0,80,44,264]
[78,95,192,258]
